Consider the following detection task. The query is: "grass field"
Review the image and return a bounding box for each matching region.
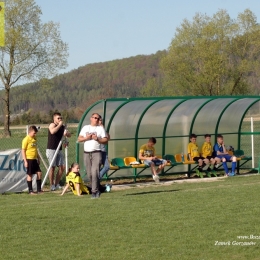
[1,174,260,260]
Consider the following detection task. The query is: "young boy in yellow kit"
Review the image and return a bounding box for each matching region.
[201,134,221,172]
[187,133,209,174]
[22,125,42,194]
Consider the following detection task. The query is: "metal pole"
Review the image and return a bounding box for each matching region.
[65,139,68,173]
[37,148,48,171]
[64,125,68,173]
[251,117,254,168]
[41,140,63,189]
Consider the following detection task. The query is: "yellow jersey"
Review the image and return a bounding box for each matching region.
[66,172,90,195]
[139,144,155,163]
[22,135,38,159]
[187,142,200,159]
[201,142,213,158]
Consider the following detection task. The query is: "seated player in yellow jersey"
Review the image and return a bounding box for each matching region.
[139,137,167,183]
[201,134,221,171]
[187,133,209,173]
[61,163,90,196]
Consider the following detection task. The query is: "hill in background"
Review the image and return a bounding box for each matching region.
[0,50,165,123]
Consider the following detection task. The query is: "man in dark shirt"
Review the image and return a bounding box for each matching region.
[46,112,71,191]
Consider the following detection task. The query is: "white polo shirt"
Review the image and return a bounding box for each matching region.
[79,125,107,152]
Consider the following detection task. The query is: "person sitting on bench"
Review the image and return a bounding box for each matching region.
[139,137,167,183]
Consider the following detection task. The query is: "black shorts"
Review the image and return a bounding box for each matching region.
[205,156,214,160]
[26,159,41,175]
[193,156,205,162]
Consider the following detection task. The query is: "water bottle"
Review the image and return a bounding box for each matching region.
[181,152,184,162]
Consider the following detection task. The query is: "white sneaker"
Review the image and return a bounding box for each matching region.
[50,184,56,191]
[153,174,160,183]
[55,184,62,190]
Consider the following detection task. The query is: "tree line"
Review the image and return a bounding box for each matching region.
[1,5,260,131]
[0,51,166,125]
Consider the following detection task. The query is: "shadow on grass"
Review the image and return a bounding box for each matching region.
[124,189,180,196]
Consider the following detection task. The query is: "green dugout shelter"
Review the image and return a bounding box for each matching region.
[76,96,260,179]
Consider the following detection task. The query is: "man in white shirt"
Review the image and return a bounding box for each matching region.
[77,113,108,198]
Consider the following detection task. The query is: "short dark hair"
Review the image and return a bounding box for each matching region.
[148,137,156,144]
[190,133,197,139]
[53,112,61,117]
[204,134,211,138]
[217,134,223,138]
[29,125,38,133]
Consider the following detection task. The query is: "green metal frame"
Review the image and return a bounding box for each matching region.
[237,98,260,149]
[76,96,260,181]
[214,98,239,142]
[162,99,187,155]
[131,100,160,181]
[187,98,214,177]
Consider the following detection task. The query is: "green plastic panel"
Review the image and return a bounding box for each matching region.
[191,98,233,135]
[218,98,259,134]
[108,100,155,139]
[138,99,183,138]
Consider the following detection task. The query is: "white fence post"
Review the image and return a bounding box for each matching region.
[251,117,254,168]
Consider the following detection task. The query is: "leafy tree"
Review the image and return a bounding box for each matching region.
[141,77,164,97]
[1,0,68,136]
[158,9,260,96]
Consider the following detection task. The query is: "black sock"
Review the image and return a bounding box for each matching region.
[37,179,41,192]
[27,181,33,193]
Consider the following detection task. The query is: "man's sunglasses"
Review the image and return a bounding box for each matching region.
[92,117,100,120]
[57,117,62,120]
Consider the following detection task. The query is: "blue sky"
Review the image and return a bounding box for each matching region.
[36,0,260,74]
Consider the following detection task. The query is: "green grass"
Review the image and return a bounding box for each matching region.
[1,175,260,260]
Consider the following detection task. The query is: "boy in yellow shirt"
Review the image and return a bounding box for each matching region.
[22,125,42,194]
[139,137,167,183]
[201,134,221,171]
[187,133,209,173]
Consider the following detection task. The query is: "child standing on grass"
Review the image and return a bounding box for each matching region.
[21,125,43,195]
[61,163,90,196]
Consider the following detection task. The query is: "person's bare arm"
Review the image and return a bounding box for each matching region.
[139,152,155,161]
[217,145,228,155]
[75,183,82,196]
[21,149,28,168]
[77,133,92,142]
[49,121,63,135]
[60,183,70,196]
[64,130,71,138]
[222,144,227,154]
[98,132,110,145]
[97,136,108,144]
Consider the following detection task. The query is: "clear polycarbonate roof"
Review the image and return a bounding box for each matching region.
[77,97,260,177]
